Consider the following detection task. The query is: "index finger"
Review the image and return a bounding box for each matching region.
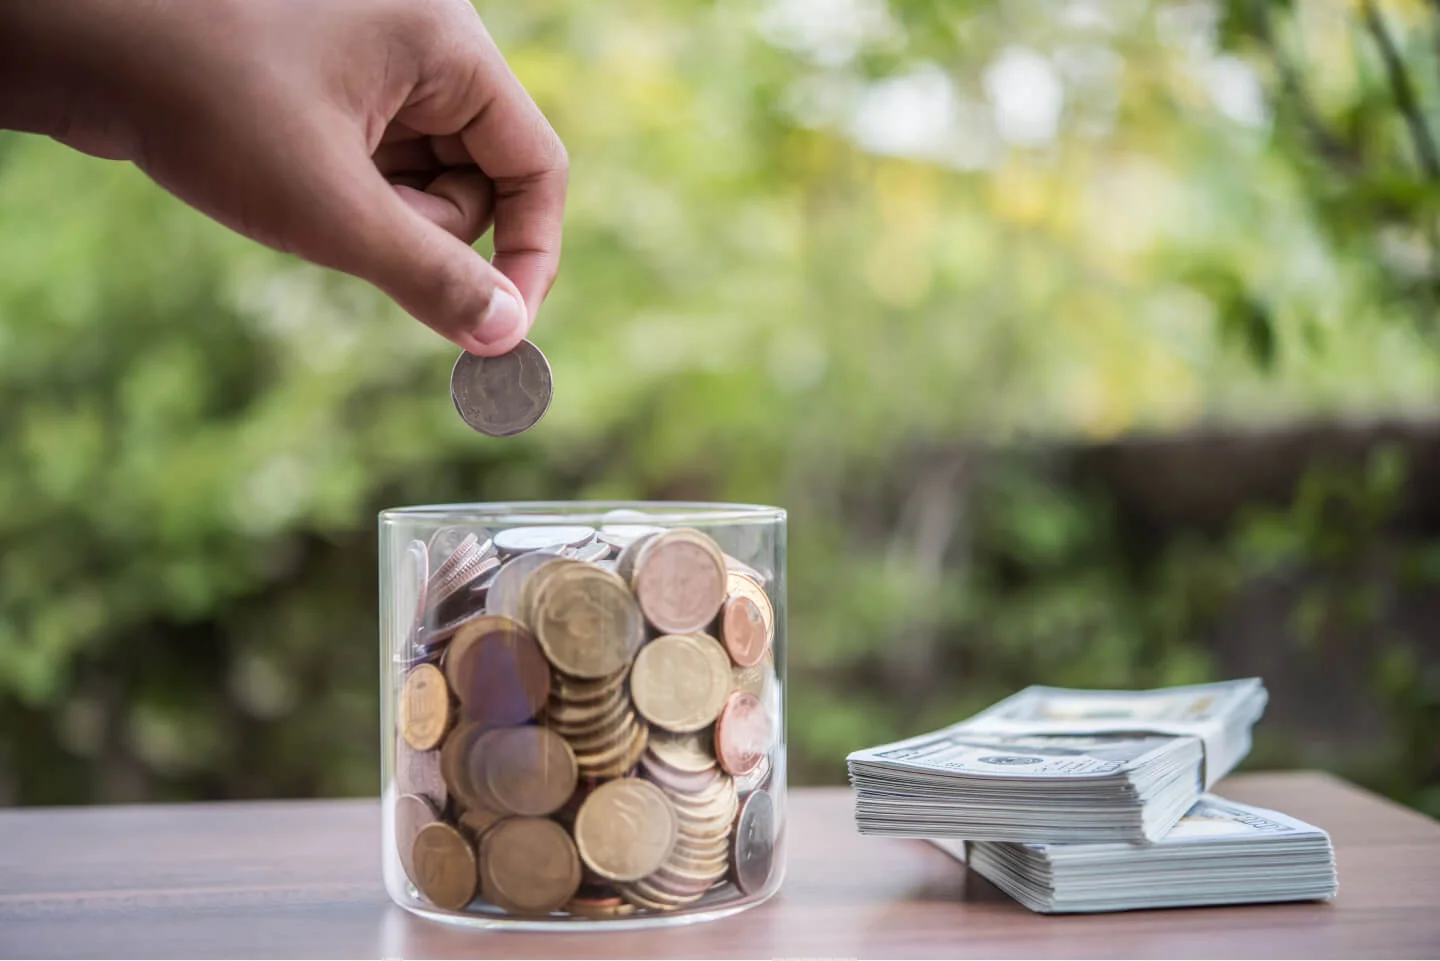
[455,30,569,328]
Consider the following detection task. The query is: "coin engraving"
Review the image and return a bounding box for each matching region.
[411,821,478,910]
[573,779,678,882]
[399,663,452,751]
[450,340,553,437]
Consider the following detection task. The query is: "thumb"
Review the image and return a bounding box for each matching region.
[306,153,530,356]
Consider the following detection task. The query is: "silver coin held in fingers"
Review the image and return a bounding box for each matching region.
[450,339,553,437]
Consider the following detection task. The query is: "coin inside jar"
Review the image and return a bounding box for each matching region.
[731,789,776,895]
[445,616,550,728]
[630,634,732,733]
[394,793,440,888]
[573,778,679,882]
[720,593,770,668]
[399,663,452,752]
[480,817,581,915]
[478,726,578,817]
[485,550,560,621]
[631,530,727,634]
[411,821,479,910]
[531,563,644,679]
[714,691,773,776]
[449,340,553,438]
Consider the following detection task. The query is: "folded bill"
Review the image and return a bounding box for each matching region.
[930,794,1338,914]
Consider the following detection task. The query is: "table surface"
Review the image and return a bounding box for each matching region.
[1,771,1436,959]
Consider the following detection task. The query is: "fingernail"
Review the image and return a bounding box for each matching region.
[473,289,526,347]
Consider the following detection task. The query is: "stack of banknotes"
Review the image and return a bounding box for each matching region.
[847,679,1339,913]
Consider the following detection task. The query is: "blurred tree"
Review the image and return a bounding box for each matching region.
[0,0,1436,811]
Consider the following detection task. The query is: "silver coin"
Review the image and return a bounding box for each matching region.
[427,526,477,568]
[493,525,595,554]
[449,340,553,437]
[429,533,479,583]
[485,549,562,620]
[562,540,612,563]
[428,551,499,610]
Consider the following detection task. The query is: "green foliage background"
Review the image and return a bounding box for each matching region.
[1,0,1437,813]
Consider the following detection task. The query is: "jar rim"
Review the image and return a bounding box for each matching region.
[378,500,786,527]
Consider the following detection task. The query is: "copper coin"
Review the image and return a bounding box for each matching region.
[532,564,645,679]
[395,736,448,809]
[574,779,678,882]
[714,691,772,776]
[631,634,732,733]
[479,817,581,915]
[394,793,440,888]
[411,821,478,910]
[480,726,578,817]
[439,721,489,811]
[731,789,776,895]
[719,594,770,668]
[631,529,727,634]
[399,663,452,752]
[457,803,507,841]
[725,574,774,653]
[445,617,550,728]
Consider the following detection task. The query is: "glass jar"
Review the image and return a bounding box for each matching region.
[379,502,787,929]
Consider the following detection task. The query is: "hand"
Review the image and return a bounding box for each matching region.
[0,0,568,356]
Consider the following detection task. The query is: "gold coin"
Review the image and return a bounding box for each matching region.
[616,882,675,912]
[573,713,645,768]
[544,683,629,729]
[394,793,440,888]
[566,897,637,919]
[533,563,644,679]
[517,556,582,627]
[731,650,774,701]
[444,616,551,729]
[574,778,678,882]
[551,666,628,704]
[480,817,581,916]
[582,720,650,779]
[480,726,578,817]
[399,663,452,752]
[631,529,727,634]
[567,710,637,756]
[411,821,478,910]
[647,729,717,774]
[631,634,732,733]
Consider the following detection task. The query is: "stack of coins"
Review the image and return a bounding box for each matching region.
[391,521,780,918]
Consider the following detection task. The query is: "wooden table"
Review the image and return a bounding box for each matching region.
[1,772,1436,959]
